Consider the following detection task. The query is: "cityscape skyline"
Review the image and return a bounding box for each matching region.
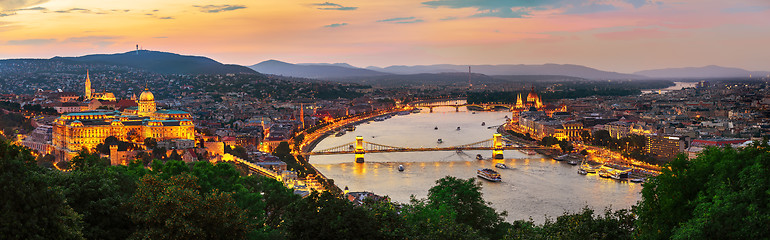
[1,0,769,73]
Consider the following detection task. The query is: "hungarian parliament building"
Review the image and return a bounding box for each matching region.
[51,72,195,161]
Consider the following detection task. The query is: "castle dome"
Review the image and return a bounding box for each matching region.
[139,88,154,102]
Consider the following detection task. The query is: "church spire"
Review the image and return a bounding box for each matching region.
[85,69,92,99]
[515,93,524,109]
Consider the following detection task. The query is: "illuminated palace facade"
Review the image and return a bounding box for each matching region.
[52,78,195,161]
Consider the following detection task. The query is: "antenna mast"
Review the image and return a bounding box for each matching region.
[468,66,472,90]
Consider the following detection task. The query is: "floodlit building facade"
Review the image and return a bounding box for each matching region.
[52,81,195,161]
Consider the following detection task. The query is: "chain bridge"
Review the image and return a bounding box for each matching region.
[306,133,555,163]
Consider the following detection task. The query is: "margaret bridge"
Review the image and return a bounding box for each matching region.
[408,98,518,112]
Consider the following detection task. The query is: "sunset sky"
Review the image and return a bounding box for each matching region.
[1,0,768,73]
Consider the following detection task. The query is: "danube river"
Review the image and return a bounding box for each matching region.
[641,81,698,94]
[310,107,641,223]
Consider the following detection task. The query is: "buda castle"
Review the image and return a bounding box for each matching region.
[52,71,195,161]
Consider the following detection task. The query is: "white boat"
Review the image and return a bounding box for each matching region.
[520,149,537,155]
[577,168,588,175]
[398,165,405,172]
[495,163,507,169]
[477,168,501,182]
[437,139,443,144]
[567,159,580,165]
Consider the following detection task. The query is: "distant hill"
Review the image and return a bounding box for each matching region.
[327,72,590,87]
[634,65,770,79]
[249,60,391,79]
[53,50,257,75]
[367,64,644,80]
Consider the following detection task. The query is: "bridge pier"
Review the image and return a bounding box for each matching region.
[493,133,504,159]
[355,136,365,163]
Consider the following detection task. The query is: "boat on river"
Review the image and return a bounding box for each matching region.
[630,178,645,183]
[598,169,612,178]
[476,154,483,160]
[434,126,438,130]
[577,168,588,175]
[437,139,443,144]
[520,149,537,155]
[335,130,346,137]
[481,122,486,126]
[456,127,461,130]
[495,163,507,169]
[398,165,405,172]
[477,168,501,182]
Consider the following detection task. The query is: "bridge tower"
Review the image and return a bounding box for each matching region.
[355,136,365,163]
[493,133,504,159]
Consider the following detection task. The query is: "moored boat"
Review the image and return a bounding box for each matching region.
[598,169,612,178]
[477,168,501,182]
[567,159,580,165]
[476,154,483,160]
[630,178,645,183]
[577,168,588,175]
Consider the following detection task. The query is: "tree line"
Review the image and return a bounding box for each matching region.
[2,138,769,239]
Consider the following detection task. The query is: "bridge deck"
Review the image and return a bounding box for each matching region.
[306,146,551,155]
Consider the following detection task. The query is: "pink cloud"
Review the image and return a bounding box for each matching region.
[594,28,670,40]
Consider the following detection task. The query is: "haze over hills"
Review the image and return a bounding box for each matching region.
[50,50,257,75]
[367,64,645,80]
[249,60,391,79]
[634,65,770,79]
[3,50,768,80]
[252,60,644,80]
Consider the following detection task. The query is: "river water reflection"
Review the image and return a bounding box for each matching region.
[310,107,641,223]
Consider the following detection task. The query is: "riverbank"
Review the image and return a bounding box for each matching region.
[498,121,661,177]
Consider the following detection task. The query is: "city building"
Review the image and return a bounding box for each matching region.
[51,78,195,162]
[84,70,116,101]
[645,134,690,160]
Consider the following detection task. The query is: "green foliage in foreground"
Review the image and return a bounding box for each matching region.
[3,138,770,239]
[635,142,770,239]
